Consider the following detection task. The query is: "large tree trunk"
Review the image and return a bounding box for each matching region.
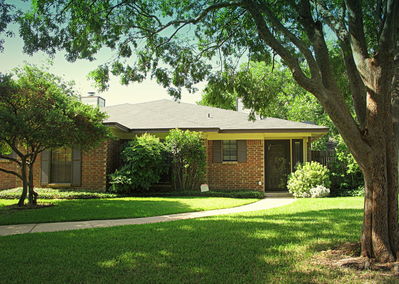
[359,60,399,263]
[361,154,398,262]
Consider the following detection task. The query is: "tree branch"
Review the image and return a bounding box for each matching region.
[0,167,22,180]
[154,2,243,34]
[258,5,321,81]
[298,0,340,93]
[317,2,367,128]
[377,0,399,60]
[0,154,20,165]
[344,0,369,66]
[246,0,371,166]
[244,1,320,94]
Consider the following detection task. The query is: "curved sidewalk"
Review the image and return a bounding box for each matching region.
[0,198,295,237]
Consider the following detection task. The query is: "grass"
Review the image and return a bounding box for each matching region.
[1,197,394,283]
[0,197,258,225]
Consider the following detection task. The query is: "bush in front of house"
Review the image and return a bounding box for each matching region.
[309,185,330,198]
[109,134,168,193]
[165,129,206,191]
[328,135,364,196]
[287,161,331,198]
[0,187,120,199]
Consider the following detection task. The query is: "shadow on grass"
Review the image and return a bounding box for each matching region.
[0,199,202,225]
[0,204,372,283]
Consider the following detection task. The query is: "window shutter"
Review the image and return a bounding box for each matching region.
[72,146,82,186]
[212,140,222,163]
[237,140,247,162]
[41,150,51,185]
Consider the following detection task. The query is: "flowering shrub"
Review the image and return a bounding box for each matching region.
[287,162,331,198]
[310,185,330,198]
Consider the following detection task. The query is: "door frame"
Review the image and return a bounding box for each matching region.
[265,139,295,191]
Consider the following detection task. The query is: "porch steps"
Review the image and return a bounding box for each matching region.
[264,191,294,198]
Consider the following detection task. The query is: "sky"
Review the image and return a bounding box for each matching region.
[0,23,204,107]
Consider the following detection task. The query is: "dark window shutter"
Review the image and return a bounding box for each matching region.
[41,150,51,185]
[72,146,82,186]
[237,140,247,162]
[212,140,222,163]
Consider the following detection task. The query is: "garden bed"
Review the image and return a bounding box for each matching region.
[0,188,264,200]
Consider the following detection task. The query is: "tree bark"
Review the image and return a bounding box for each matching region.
[17,160,28,207]
[27,164,38,205]
[359,58,399,262]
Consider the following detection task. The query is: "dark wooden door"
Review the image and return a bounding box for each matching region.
[265,140,290,191]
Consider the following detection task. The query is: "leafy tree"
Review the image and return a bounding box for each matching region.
[165,129,206,191]
[16,0,399,262]
[109,134,168,193]
[0,65,109,206]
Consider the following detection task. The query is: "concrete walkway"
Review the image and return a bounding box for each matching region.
[0,198,295,237]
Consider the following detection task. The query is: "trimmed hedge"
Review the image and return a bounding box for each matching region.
[122,190,265,199]
[0,188,264,199]
[0,188,119,200]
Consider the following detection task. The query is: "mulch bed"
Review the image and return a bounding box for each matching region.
[313,242,399,279]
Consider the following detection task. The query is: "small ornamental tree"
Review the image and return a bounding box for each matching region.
[165,129,206,191]
[109,134,168,193]
[0,65,109,206]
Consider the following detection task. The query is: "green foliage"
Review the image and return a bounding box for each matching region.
[110,130,206,193]
[0,1,14,52]
[0,187,119,200]
[109,134,167,193]
[0,65,109,152]
[121,190,264,199]
[287,162,331,198]
[329,136,364,196]
[165,129,206,191]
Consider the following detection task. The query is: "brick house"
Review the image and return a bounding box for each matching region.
[0,99,327,192]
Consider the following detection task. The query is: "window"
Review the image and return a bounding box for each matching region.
[223,140,238,161]
[50,147,72,183]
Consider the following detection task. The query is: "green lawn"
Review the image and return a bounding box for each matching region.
[0,197,257,225]
[0,197,393,283]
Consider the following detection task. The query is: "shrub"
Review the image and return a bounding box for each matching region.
[329,135,364,196]
[0,188,119,199]
[109,134,168,193]
[310,185,330,198]
[165,129,206,191]
[287,161,331,198]
[117,190,264,199]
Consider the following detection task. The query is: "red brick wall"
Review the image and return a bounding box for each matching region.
[0,161,18,190]
[206,140,264,191]
[80,141,108,191]
[0,141,113,191]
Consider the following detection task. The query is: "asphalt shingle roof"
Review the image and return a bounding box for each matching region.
[103,99,328,133]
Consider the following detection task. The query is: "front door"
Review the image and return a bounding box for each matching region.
[265,140,291,191]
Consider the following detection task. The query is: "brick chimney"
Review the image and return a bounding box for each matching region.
[80,92,105,108]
